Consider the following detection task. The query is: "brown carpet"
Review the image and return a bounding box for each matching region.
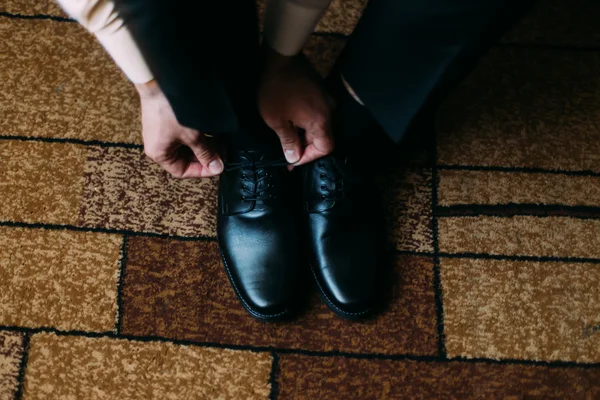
[1,0,600,399]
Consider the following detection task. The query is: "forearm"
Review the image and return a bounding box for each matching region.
[55,0,153,83]
[264,0,332,56]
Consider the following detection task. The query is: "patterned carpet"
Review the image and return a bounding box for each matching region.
[1,0,600,399]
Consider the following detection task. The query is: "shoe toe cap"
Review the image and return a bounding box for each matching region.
[221,253,298,321]
[316,267,378,319]
[242,285,294,320]
[218,213,299,321]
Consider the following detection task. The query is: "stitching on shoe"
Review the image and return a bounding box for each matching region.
[309,264,372,317]
[217,239,289,319]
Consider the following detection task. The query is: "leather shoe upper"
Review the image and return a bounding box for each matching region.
[217,150,299,320]
[302,153,384,319]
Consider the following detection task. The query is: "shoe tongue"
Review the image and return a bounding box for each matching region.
[232,147,283,164]
[329,149,365,185]
[333,152,349,167]
[327,150,352,173]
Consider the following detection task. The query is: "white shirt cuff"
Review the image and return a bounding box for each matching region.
[264,0,331,56]
[56,0,154,83]
[95,25,154,83]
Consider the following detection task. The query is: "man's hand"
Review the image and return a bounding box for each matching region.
[136,80,224,178]
[258,47,335,166]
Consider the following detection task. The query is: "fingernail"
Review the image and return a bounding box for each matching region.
[208,159,223,174]
[285,149,299,163]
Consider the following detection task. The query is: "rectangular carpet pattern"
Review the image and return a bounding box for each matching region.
[1,0,599,399]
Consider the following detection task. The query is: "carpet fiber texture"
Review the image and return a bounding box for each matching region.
[1,0,600,399]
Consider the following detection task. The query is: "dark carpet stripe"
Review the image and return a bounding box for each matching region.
[115,236,128,335]
[436,204,600,219]
[1,325,598,368]
[0,220,217,242]
[0,11,74,22]
[0,135,143,149]
[438,164,600,177]
[439,252,600,264]
[13,333,30,400]
[269,352,280,400]
[4,135,598,179]
[3,223,599,262]
[1,221,439,255]
[431,132,447,358]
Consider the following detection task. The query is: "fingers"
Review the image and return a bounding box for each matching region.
[145,129,223,179]
[180,129,224,177]
[294,141,333,166]
[293,117,335,167]
[145,144,185,178]
[139,85,223,179]
[272,121,303,164]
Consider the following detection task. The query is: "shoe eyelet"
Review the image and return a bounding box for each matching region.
[317,162,324,168]
[320,173,326,179]
[241,195,246,200]
[321,195,326,199]
[320,185,326,190]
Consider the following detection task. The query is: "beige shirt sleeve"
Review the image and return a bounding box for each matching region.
[55,0,331,83]
[264,0,332,56]
[55,0,154,83]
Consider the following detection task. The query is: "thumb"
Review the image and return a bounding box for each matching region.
[273,121,303,164]
[182,132,224,177]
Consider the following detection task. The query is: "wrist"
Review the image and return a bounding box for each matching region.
[262,42,298,71]
[135,79,162,99]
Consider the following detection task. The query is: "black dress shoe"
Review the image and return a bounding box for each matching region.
[217,149,299,321]
[302,152,385,319]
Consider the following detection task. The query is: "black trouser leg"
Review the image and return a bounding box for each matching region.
[336,0,534,143]
[113,0,273,148]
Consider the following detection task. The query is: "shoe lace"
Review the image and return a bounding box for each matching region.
[225,153,288,202]
[318,156,360,201]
